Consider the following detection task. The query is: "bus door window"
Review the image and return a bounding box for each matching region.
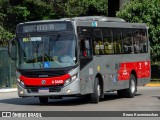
[80,36,92,58]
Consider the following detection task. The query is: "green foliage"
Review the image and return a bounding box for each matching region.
[22,0,56,20]
[0,0,109,44]
[0,26,14,46]
[64,0,108,17]
[117,0,160,62]
[64,0,86,17]
[0,0,8,25]
[6,6,30,32]
[0,0,57,45]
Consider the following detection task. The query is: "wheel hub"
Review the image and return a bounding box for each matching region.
[131,79,135,93]
[97,84,101,97]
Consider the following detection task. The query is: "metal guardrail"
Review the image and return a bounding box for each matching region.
[0,47,16,88]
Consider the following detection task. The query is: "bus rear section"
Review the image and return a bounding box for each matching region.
[77,16,150,102]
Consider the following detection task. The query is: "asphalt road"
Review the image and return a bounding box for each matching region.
[0,87,160,111]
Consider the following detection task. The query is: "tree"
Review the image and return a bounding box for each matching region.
[117,0,160,63]
[0,0,57,46]
[0,26,14,46]
[0,0,14,46]
[0,0,109,46]
[64,0,108,17]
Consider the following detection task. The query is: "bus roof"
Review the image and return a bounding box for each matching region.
[18,16,148,29]
[62,16,126,22]
[19,16,126,24]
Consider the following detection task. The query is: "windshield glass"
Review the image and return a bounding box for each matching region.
[17,34,77,69]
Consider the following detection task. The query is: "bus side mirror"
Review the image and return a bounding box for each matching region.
[8,37,17,61]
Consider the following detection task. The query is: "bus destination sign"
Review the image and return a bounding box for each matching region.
[17,22,72,33]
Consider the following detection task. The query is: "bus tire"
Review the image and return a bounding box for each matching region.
[125,74,136,98]
[90,78,101,103]
[39,97,48,104]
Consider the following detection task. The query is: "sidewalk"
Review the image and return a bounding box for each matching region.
[0,88,17,93]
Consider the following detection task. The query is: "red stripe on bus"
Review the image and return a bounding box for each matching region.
[19,74,70,86]
[118,60,150,80]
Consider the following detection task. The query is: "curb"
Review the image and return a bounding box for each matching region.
[0,88,17,93]
[145,82,160,87]
[145,84,160,87]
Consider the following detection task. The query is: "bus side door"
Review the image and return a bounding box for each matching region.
[79,34,94,94]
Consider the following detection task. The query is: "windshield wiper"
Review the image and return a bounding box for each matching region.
[56,33,61,41]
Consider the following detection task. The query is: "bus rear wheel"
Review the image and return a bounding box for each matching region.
[90,78,102,103]
[39,97,48,104]
[125,74,136,98]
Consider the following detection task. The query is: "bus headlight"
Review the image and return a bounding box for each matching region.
[20,81,25,87]
[19,80,25,88]
[64,79,71,86]
[71,74,77,81]
[64,74,78,86]
[17,79,25,88]
[17,78,20,82]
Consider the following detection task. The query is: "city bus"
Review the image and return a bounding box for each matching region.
[8,16,150,103]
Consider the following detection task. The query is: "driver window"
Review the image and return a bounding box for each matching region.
[80,36,92,58]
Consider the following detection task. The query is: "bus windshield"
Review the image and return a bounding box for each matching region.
[17,34,77,69]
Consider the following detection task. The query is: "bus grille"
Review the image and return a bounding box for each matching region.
[26,85,63,93]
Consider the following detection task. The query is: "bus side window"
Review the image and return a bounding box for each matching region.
[103,29,113,54]
[133,29,148,53]
[141,30,147,53]
[112,28,122,54]
[94,41,100,55]
[122,29,133,54]
[114,42,121,54]
[98,41,105,54]
[104,40,113,54]
[93,29,104,55]
[133,30,141,53]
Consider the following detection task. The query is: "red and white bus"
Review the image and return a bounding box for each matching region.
[8,16,150,103]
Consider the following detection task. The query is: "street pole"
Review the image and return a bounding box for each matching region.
[108,0,128,17]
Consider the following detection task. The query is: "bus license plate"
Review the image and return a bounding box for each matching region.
[38,88,49,93]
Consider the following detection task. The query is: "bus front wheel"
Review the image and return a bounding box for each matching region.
[90,78,102,103]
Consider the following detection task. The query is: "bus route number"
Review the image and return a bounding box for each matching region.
[36,24,55,32]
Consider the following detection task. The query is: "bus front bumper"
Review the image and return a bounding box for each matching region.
[17,78,81,97]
